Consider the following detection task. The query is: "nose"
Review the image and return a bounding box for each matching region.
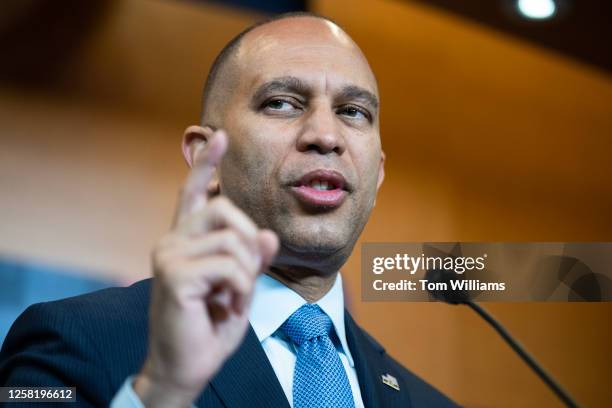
[296,105,346,156]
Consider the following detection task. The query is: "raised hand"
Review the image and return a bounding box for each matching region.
[133,129,279,408]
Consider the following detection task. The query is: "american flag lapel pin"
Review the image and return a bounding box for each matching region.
[381,373,400,391]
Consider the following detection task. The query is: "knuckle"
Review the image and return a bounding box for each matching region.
[222,230,241,249]
[151,247,170,269]
[218,256,236,271]
[230,262,253,292]
[210,195,231,210]
[152,250,184,282]
[232,274,250,295]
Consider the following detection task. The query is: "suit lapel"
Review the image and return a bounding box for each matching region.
[345,311,410,408]
[205,325,290,408]
[193,311,410,408]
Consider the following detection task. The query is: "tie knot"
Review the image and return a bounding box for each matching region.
[281,304,332,346]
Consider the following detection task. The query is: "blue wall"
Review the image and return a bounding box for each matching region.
[0,258,114,343]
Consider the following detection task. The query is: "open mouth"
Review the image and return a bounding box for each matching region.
[290,169,349,209]
[307,180,338,191]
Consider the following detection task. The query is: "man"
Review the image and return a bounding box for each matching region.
[0,12,458,408]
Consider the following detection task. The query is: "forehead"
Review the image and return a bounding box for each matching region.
[235,17,378,96]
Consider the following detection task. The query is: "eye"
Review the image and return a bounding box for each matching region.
[262,98,300,112]
[337,105,371,121]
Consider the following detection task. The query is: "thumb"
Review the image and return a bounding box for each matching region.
[257,229,279,272]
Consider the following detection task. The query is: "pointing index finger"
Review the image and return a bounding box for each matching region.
[175,129,228,225]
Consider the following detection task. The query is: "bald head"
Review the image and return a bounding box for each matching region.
[201,12,376,125]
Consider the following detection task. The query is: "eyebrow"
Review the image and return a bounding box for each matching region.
[337,85,379,111]
[251,76,312,104]
[251,76,379,111]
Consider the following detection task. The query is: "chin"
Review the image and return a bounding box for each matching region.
[274,219,358,271]
[290,217,348,247]
[287,234,346,255]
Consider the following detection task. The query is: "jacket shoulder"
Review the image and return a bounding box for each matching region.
[0,279,152,404]
[37,277,152,316]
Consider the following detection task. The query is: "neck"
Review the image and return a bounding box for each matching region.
[266,266,338,303]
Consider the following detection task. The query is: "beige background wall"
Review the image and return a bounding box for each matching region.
[1,0,610,406]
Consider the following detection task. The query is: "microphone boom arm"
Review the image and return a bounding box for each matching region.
[465,300,580,408]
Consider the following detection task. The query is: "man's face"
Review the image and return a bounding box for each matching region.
[215,17,384,272]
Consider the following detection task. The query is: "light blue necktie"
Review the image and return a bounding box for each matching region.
[281,304,356,408]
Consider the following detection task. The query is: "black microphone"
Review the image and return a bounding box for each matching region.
[425,268,581,408]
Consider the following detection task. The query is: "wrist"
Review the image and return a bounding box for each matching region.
[133,367,201,408]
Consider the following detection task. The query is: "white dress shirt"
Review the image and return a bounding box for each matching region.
[250,273,364,408]
[111,273,364,407]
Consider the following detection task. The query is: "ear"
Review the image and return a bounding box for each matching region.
[181,125,221,197]
[373,150,385,207]
[376,150,386,191]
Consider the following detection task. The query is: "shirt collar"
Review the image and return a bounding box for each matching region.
[249,272,355,367]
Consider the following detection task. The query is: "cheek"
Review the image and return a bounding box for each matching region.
[219,125,284,199]
[229,116,294,172]
[221,142,267,191]
[352,143,381,189]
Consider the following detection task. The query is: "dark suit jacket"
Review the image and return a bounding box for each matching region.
[0,279,459,407]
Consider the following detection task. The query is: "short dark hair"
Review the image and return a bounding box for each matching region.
[201,11,340,122]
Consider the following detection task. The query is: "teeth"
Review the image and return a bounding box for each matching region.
[310,180,332,190]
